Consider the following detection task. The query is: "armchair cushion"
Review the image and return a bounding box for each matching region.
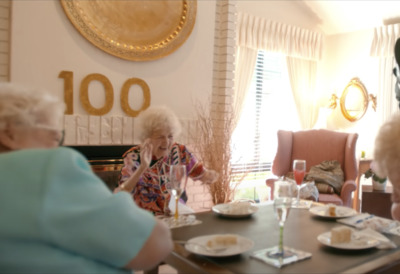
[318,193,343,205]
[318,180,356,207]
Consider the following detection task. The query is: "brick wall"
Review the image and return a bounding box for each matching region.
[0,0,10,82]
[186,0,237,212]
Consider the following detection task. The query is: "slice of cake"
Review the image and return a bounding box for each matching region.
[206,234,238,248]
[328,204,337,217]
[331,226,352,244]
[227,202,251,214]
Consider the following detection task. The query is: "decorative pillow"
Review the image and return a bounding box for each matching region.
[315,182,335,194]
[305,160,344,195]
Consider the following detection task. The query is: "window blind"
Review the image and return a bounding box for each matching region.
[231,50,298,184]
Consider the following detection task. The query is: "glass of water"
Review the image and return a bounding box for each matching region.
[267,179,294,260]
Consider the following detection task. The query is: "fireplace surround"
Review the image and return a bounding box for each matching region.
[67,145,132,190]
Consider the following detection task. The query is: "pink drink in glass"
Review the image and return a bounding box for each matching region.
[293,159,306,206]
[294,170,305,186]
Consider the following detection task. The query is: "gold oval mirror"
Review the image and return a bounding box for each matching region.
[340,78,369,122]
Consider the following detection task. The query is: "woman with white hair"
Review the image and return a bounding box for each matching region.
[115,105,218,215]
[0,83,173,273]
[374,113,400,221]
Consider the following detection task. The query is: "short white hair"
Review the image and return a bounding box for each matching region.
[0,83,65,130]
[137,105,181,142]
[374,112,400,182]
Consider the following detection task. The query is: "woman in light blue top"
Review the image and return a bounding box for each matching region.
[0,83,173,273]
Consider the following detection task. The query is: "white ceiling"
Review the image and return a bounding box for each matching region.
[304,0,400,35]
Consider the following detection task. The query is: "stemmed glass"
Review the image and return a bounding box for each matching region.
[293,159,306,206]
[267,179,294,260]
[169,164,188,221]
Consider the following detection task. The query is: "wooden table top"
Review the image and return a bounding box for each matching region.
[165,203,400,273]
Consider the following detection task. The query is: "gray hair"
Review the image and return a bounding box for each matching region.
[374,112,400,182]
[0,83,65,130]
[137,105,181,142]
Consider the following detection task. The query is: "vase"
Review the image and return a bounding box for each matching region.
[372,179,387,191]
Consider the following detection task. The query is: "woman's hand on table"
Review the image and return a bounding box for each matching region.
[163,206,172,217]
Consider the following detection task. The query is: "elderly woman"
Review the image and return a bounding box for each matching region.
[374,113,400,221]
[115,106,218,215]
[0,83,172,272]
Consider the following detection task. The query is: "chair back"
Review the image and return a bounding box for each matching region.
[272,129,358,181]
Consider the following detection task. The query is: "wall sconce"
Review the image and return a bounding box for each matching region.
[369,94,377,111]
[328,78,377,122]
[329,94,338,109]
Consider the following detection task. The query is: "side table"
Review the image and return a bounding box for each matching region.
[353,159,372,212]
[361,185,393,219]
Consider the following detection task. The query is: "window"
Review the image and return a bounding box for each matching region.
[231,50,301,187]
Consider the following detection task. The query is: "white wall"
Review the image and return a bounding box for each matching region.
[9,0,387,154]
[236,1,382,158]
[10,0,215,121]
[9,0,220,211]
[319,30,380,158]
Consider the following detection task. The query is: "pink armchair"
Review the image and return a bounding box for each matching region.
[266,129,358,207]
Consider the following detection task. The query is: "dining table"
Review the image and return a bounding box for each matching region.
[161,202,400,274]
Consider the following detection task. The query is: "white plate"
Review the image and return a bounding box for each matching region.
[185,234,254,257]
[309,205,357,219]
[317,231,380,250]
[212,203,259,218]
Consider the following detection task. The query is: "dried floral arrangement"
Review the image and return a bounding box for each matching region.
[189,103,246,205]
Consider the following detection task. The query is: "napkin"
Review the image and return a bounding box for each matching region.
[388,225,400,236]
[291,199,313,209]
[357,228,397,249]
[338,214,398,233]
[251,246,312,268]
[157,214,202,229]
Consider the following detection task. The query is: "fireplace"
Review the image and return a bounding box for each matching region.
[67,145,133,190]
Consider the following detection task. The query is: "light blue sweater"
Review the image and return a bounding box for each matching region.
[0,147,155,273]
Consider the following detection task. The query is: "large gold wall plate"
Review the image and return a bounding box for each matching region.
[60,0,197,61]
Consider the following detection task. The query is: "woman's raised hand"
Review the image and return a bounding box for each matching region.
[201,169,219,184]
[140,139,153,169]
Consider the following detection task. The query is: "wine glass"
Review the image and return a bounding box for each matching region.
[293,159,306,206]
[267,179,294,260]
[169,164,188,221]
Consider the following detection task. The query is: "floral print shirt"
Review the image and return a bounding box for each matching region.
[119,143,205,215]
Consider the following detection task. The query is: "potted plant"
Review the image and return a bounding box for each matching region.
[189,102,246,205]
[364,161,387,191]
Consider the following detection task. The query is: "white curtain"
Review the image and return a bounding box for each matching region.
[235,12,323,128]
[286,57,318,129]
[234,46,258,125]
[370,24,400,125]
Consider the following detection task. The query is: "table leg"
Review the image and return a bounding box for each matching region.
[353,176,361,212]
[353,159,372,212]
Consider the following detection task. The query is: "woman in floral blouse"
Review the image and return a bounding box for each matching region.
[115,106,218,215]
